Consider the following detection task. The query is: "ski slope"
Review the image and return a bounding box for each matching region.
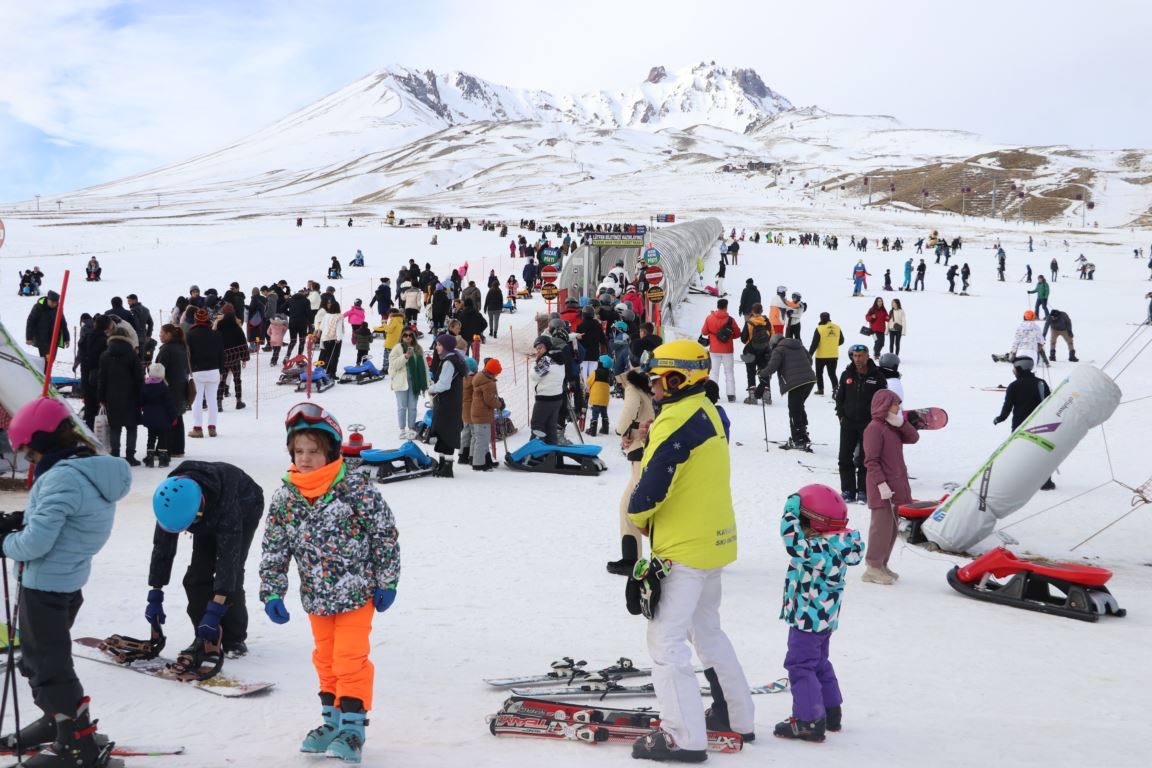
[0,208,1149,768]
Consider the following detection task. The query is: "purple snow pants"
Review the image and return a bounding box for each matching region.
[784,627,842,721]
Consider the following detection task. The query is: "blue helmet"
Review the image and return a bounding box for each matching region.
[153,476,203,533]
[598,354,613,368]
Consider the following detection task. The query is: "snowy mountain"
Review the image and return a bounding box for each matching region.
[40,63,1152,227]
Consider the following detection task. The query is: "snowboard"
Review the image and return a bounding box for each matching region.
[905,407,948,430]
[73,637,274,698]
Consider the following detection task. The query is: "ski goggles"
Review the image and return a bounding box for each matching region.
[284,402,340,435]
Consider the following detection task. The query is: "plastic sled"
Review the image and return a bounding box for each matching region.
[327,268,342,280]
[946,547,1126,622]
[357,441,436,483]
[897,498,945,545]
[505,439,607,476]
[413,408,434,443]
[51,376,84,399]
[296,368,335,393]
[495,409,518,440]
[340,425,373,469]
[502,300,517,313]
[339,359,384,384]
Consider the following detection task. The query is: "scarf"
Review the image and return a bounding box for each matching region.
[286,458,345,504]
[34,446,91,480]
[404,342,428,395]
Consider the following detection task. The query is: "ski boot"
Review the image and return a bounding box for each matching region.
[826,706,842,732]
[22,696,107,768]
[300,692,340,753]
[773,716,826,743]
[433,458,454,478]
[223,640,248,659]
[631,730,706,763]
[600,417,609,435]
[743,388,758,405]
[703,667,754,741]
[0,713,56,749]
[606,536,639,577]
[1049,349,1057,362]
[326,698,367,764]
[142,450,156,469]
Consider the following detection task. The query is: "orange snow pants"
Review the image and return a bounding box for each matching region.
[308,602,375,710]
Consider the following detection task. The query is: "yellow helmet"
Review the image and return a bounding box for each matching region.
[648,339,711,390]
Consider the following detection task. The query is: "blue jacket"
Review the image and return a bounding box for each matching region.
[779,495,864,633]
[3,455,130,592]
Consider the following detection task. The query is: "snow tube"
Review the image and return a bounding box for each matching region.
[922,365,1121,552]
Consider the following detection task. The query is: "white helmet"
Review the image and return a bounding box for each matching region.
[776,285,787,294]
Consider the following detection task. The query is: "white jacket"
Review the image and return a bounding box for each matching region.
[531,355,565,397]
[402,288,423,311]
[887,308,907,335]
[317,310,343,343]
[1010,321,1043,355]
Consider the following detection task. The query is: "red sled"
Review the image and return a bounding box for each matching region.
[946,547,1126,622]
[898,497,946,544]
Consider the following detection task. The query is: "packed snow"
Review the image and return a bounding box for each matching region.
[0,204,1150,767]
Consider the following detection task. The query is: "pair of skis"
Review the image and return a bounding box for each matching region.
[490,697,743,753]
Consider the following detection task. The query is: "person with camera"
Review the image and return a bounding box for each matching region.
[0,397,130,766]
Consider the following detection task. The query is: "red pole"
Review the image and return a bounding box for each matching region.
[509,326,517,384]
[254,343,260,420]
[40,270,71,394]
[305,336,314,399]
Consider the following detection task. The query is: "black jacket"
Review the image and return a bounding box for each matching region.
[576,317,608,358]
[107,305,138,333]
[457,306,488,341]
[187,324,224,372]
[155,340,190,408]
[149,461,265,595]
[25,298,69,357]
[760,337,817,394]
[834,360,887,425]
[738,284,762,316]
[1042,310,1073,336]
[370,283,392,312]
[999,372,1051,429]
[431,291,452,323]
[81,329,108,388]
[223,290,247,315]
[429,354,466,453]
[97,338,143,428]
[286,294,312,331]
[483,286,504,313]
[130,303,154,337]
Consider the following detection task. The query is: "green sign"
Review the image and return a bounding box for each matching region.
[539,247,561,266]
[644,247,661,266]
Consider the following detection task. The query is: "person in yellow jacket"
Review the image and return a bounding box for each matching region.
[807,312,844,396]
[584,355,613,436]
[381,310,405,358]
[627,339,754,762]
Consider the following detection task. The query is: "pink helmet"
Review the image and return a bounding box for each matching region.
[8,398,73,451]
[797,484,849,532]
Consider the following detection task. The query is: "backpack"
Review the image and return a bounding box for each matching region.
[715,317,737,344]
[749,322,771,350]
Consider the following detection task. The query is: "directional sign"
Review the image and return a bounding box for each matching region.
[646,286,665,304]
[0,217,5,251]
[655,214,676,223]
[540,265,560,285]
[589,233,645,248]
[540,283,559,300]
[645,265,664,287]
[643,247,661,266]
[539,247,560,266]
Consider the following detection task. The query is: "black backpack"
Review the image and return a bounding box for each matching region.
[715,317,737,344]
[749,322,771,349]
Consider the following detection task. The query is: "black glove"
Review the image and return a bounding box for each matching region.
[0,512,25,536]
[993,416,1005,425]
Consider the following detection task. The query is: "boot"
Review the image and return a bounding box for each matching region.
[142,450,156,468]
[326,698,367,764]
[235,400,246,410]
[0,713,56,749]
[862,566,895,585]
[585,422,598,437]
[1049,349,1057,362]
[217,399,224,412]
[157,450,171,468]
[703,667,754,741]
[1068,352,1079,362]
[1040,478,1056,491]
[208,426,218,437]
[773,716,826,742]
[458,451,472,466]
[631,730,706,763]
[125,455,142,467]
[23,697,105,768]
[188,427,204,438]
[433,458,454,478]
[600,417,609,435]
[606,536,638,576]
[300,692,341,753]
[826,706,842,732]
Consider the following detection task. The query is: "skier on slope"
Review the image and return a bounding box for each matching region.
[993,357,1055,490]
[0,398,129,766]
[627,340,755,762]
[260,404,400,764]
[759,334,817,451]
[148,461,265,669]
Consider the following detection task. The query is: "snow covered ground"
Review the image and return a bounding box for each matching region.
[0,207,1149,767]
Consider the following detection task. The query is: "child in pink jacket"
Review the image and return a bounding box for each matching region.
[861,389,919,584]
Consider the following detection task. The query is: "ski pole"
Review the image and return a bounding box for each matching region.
[761,393,770,452]
[0,554,23,761]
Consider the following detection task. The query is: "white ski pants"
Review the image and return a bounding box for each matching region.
[710,352,736,399]
[646,563,754,750]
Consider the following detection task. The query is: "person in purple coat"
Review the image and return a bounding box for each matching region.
[860,389,919,585]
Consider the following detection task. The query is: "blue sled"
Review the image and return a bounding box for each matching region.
[358,441,436,483]
[340,359,384,384]
[505,438,606,475]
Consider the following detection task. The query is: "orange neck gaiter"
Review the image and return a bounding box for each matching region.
[287,458,345,503]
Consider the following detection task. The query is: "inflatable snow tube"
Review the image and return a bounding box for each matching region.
[922,365,1121,552]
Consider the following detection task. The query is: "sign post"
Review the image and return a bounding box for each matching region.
[540,282,559,312]
[643,246,661,266]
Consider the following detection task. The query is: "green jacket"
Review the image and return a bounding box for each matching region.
[1028,282,1050,300]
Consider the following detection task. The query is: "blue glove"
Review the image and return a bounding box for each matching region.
[373,587,396,613]
[196,600,228,642]
[264,598,290,625]
[145,589,166,626]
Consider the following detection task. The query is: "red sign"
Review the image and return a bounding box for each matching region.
[540,265,559,285]
[0,217,5,251]
[645,265,664,286]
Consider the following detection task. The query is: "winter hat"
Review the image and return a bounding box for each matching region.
[465,356,479,373]
[147,363,166,379]
[46,290,60,302]
[435,334,457,353]
[746,278,754,285]
[533,335,552,351]
[485,359,503,376]
[194,308,210,324]
[435,282,445,291]
[221,302,235,315]
[598,354,613,368]
[189,285,200,293]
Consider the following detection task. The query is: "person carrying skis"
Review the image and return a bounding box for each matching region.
[1043,309,1077,362]
[148,461,265,665]
[774,485,863,742]
[628,340,755,762]
[1027,275,1050,319]
[759,334,817,450]
[609,369,655,576]
[0,398,129,765]
[260,404,399,764]
[993,357,1055,490]
[834,345,887,504]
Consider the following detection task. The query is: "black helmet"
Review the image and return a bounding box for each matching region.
[565,297,580,308]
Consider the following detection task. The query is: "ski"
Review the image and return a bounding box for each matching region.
[510,676,788,698]
[769,440,826,447]
[484,657,650,688]
[0,744,185,758]
[488,712,743,753]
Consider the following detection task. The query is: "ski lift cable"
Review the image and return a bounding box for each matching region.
[1108,334,1152,382]
[997,480,1114,532]
[1100,322,1149,372]
[1071,497,1150,551]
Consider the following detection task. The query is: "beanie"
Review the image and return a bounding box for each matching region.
[465,356,479,373]
[147,363,166,379]
[195,308,210,324]
[485,359,503,376]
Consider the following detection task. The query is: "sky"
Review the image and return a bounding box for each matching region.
[0,0,1147,204]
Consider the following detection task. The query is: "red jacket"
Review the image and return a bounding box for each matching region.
[622,290,644,316]
[700,310,739,354]
[866,307,889,334]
